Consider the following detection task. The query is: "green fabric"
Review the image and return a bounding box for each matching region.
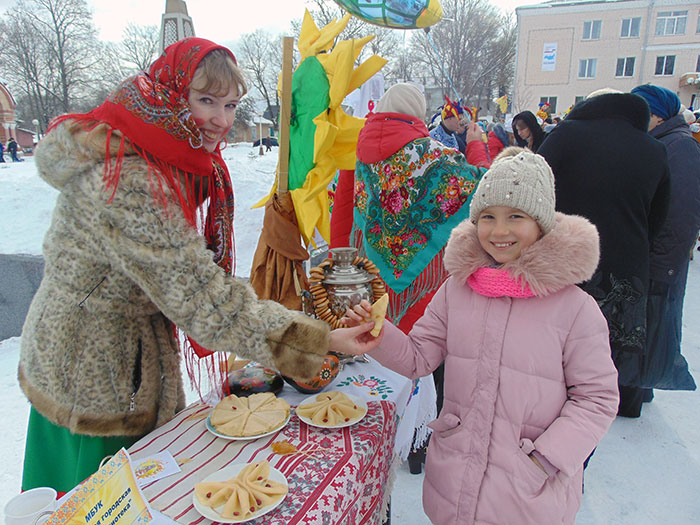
[22,407,141,493]
[288,56,330,191]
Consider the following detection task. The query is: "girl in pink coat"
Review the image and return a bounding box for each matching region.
[338,147,619,524]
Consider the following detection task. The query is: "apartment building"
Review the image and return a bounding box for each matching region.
[514,0,700,114]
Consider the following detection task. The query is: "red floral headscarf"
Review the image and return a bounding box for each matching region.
[50,37,240,394]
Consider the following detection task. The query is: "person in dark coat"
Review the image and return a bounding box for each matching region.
[7,137,20,161]
[630,84,698,392]
[0,141,5,162]
[538,88,671,418]
[512,110,545,152]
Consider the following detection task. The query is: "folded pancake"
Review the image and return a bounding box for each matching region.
[194,481,234,508]
[194,461,287,520]
[211,394,290,437]
[221,483,257,520]
[370,293,389,337]
[296,391,366,426]
[246,392,277,411]
[215,412,250,436]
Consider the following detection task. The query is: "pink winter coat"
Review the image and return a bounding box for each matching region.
[371,213,619,524]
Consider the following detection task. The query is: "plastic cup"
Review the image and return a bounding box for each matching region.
[4,487,57,525]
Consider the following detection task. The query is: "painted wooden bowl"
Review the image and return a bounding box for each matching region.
[227,366,284,396]
[283,354,340,394]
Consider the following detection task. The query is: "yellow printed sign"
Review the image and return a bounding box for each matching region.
[46,449,152,525]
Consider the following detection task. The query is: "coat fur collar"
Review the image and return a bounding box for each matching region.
[566,93,650,132]
[443,213,600,296]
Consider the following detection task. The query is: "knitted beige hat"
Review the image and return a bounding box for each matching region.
[375,83,426,119]
[469,147,556,234]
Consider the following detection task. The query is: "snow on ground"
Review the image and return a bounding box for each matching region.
[1,151,699,523]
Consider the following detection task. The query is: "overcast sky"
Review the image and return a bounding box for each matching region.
[1,0,541,44]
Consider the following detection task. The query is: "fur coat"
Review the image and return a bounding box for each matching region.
[19,122,329,437]
[370,213,619,524]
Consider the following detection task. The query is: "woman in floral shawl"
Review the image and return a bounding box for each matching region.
[352,84,487,333]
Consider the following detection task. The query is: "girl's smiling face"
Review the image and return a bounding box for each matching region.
[188,86,240,152]
[477,206,542,264]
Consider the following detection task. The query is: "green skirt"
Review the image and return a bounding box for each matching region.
[22,407,141,493]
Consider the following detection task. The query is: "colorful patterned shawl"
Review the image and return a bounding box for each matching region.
[352,136,485,324]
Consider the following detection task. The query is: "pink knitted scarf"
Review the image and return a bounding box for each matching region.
[466,267,534,298]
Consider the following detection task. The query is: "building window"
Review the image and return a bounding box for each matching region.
[697,13,700,33]
[539,96,557,113]
[655,55,676,75]
[575,96,585,105]
[696,54,700,72]
[579,58,597,78]
[655,11,687,35]
[621,17,641,37]
[616,57,636,77]
[583,20,602,40]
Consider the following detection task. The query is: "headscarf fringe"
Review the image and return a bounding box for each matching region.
[352,228,448,325]
[178,326,230,403]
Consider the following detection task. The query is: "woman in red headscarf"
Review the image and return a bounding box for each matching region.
[19,38,379,493]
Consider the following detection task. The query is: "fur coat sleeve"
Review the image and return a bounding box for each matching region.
[97,159,328,380]
[38,124,329,382]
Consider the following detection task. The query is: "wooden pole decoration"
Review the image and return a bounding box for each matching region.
[277,36,294,195]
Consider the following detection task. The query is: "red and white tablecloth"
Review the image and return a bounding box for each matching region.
[128,399,397,525]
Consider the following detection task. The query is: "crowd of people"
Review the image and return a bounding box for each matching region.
[16,34,699,525]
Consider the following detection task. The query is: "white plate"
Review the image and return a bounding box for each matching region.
[192,462,287,523]
[295,391,368,429]
[206,413,290,441]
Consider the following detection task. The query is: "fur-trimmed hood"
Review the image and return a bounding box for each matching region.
[565,93,650,132]
[444,212,600,296]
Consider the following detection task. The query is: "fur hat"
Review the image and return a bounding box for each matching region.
[375,83,426,119]
[469,147,556,234]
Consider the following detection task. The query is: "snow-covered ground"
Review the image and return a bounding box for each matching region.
[1,150,699,523]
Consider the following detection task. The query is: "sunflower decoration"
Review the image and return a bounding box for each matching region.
[255,11,387,246]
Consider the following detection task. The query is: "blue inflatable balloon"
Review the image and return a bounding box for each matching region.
[333,0,443,29]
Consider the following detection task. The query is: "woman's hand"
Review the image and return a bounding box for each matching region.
[329,321,384,356]
[340,300,372,327]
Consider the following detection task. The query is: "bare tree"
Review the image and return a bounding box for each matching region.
[120,23,160,73]
[409,0,516,113]
[237,29,281,130]
[0,0,102,129]
[88,23,160,103]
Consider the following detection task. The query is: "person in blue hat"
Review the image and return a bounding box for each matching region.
[629,84,698,395]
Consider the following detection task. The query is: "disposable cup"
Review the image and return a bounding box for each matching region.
[4,487,57,525]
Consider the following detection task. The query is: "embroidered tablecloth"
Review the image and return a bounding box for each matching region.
[281,357,436,460]
[128,400,396,525]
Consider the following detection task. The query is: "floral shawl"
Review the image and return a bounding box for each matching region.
[352,136,485,324]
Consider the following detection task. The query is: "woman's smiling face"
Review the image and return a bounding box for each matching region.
[188,86,240,152]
